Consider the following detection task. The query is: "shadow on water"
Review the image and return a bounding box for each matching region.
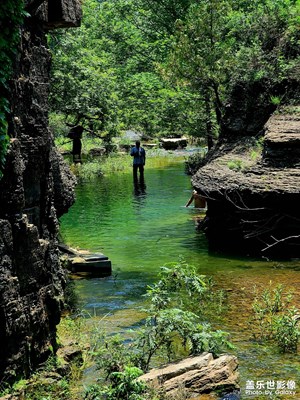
[60,156,300,397]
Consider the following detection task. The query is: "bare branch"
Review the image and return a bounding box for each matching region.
[262,235,300,252]
[224,190,265,211]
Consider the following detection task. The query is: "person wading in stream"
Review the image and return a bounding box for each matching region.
[130,140,146,185]
[185,189,207,209]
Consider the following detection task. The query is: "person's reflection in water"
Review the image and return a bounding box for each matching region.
[133,180,147,197]
[133,180,147,217]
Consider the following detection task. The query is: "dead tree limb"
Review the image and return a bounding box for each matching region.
[262,235,300,252]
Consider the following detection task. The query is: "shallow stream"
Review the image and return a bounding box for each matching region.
[60,156,300,399]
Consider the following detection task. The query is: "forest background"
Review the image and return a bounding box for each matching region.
[49,0,300,148]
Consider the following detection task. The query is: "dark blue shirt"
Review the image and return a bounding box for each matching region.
[130,146,146,165]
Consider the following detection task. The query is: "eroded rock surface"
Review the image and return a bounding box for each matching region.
[0,0,80,382]
[138,353,239,399]
[193,107,300,257]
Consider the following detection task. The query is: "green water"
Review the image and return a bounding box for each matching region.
[60,157,300,399]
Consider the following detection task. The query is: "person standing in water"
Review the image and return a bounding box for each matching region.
[130,140,146,185]
[185,189,207,209]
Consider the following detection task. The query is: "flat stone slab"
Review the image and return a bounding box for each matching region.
[264,113,300,145]
[58,244,112,276]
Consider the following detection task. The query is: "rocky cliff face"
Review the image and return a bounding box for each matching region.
[0,0,81,382]
[193,106,300,258]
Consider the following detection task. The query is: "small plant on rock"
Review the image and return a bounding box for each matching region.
[227,159,244,171]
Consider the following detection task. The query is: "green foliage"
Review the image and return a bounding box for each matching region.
[227,159,244,171]
[49,0,211,141]
[106,366,146,400]
[0,364,71,400]
[12,379,27,392]
[70,155,129,181]
[49,0,300,146]
[251,284,288,341]
[250,283,300,353]
[85,367,146,400]
[226,0,300,107]
[72,162,105,181]
[184,150,207,175]
[169,0,300,140]
[84,262,232,399]
[250,150,259,161]
[67,150,186,181]
[274,309,300,353]
[63,277,79,313]
[87,335,148,400]
[19,376,70,400]
[145,260,229,320]
[169,0,233,93]
[133,261,232,371]
[270,95,282,106]
[95,334,136,377]
[49,112,70,139]
[0,0,26,178]
[144,260,208,311]
[134,308,233,371]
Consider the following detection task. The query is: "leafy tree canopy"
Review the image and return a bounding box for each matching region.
[49,0,300,143]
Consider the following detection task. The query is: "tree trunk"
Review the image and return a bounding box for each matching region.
[204,89,214,149]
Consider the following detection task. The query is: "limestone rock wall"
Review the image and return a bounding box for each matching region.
[0,0,80,382]
[192,108,300,258]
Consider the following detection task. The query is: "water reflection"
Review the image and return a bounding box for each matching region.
[133,180,147,197]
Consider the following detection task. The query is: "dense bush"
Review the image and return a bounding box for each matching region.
[250,283,300,353]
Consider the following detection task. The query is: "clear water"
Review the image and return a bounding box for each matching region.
[60,157,300,398]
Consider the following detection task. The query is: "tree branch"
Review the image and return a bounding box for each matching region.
[262,235,300,252]
[224,190,265,211]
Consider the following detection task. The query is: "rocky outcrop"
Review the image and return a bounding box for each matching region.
[263,111,300,168]
[27,0,82,29]
[0,0,80,382]
[51,150,77,218]
[138,353,239,399]
[192,107,300,258]
[160,137,188,150]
